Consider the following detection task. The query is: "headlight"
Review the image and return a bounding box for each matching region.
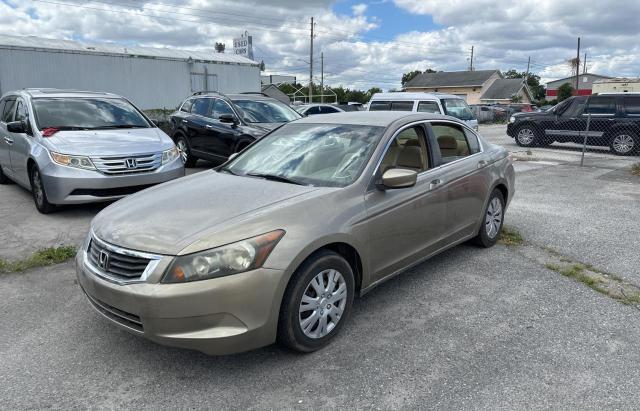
[162,147,180,164]
[509,116,516,124]
[50,152,95,170]
[162,230,285,283]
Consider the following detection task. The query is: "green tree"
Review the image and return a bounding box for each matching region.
[367,87,382,97]
[401,68,436,87]
[503,69,546,101]
[557,83,574,102]
[214,42,225,53]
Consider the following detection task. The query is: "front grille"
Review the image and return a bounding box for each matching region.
[83,290,143,333]
[70,184,154,197]
[87,238,151,281]
[91,153,162,175]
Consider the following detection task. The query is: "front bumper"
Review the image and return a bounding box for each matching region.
[506,122,517,137]
[41,158,184,204]
[75,250,286,355]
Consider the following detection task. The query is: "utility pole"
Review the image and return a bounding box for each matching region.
[575,37,580,92]
[583,52,587,74]
[469,46,474,71]
[309,17,314,104]
[320,52,324,103]
[525,56,530,83]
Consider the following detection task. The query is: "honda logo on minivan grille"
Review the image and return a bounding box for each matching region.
[98,250,110,270]
[125,158,138,169]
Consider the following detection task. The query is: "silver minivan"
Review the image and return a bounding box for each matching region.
[368,92,479,130]
[0,89,184,213]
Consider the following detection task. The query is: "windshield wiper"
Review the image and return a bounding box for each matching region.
[246,172,306,186]
[91,125,149,129]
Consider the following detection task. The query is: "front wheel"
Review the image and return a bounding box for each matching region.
[175,135,197,167]
[277,250,355,353]
[515,126,538,147]
[30,166,56,214]
[610,132,638,156]
[472,189,505,248]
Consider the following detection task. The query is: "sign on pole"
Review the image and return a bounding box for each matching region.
[233,31,254,60]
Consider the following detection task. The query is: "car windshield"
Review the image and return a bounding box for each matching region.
[32,97,150,130]
[442,99,475,121]
[223,123,384,187]
[232,99,301,123]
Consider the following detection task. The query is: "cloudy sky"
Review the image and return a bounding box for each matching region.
[1,0,639,90]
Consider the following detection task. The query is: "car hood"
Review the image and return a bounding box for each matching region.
[46,128,171,156]
[91,171,323,255]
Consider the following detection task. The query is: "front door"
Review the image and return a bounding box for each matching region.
[0,97,16,178]
[8,98,32,185]
[548,97,586,142]
[186,97,215,155]
[364,124,448,282]
[210,99,239,157]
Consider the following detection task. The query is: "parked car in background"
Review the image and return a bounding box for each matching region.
[368,92,478,130]
[0,89,184,213]
[170,92,301,167]
[507,94,640,155]
[295,103,345,116]
[76,111,514,355]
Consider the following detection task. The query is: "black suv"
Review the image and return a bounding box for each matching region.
[507,94,640,155]
[170,92,301,166]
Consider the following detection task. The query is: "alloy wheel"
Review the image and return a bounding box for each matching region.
[32,169,44,207]
[298,269,347,339]
[485,197,503,239]
[612,134,634,154]
[176,139,189,163]
[517,128,535,145]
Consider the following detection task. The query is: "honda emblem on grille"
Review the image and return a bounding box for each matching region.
[125,158,137,169]
[98,250,110,270]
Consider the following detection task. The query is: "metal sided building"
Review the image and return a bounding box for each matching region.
[0,34,261,109]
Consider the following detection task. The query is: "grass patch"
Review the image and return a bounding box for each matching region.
[498,225,524,246]
[0,246,77,274]
[631,163,640,176]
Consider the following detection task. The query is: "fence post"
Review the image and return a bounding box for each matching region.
[580,113,591,167]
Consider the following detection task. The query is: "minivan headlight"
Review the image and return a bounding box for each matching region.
[162,230,285,283]
[162,147,180,164]
[50,152,96,170]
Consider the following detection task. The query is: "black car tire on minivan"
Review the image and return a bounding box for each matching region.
[278,250,355,353]
[514,125,539,147]
[29,165,56,214]
[609,131,638,156]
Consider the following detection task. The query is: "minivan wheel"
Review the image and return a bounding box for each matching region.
[175,136,197,167]
[30,166,56,214]
[472,189,505,248]
[277,250,355,353]
[515,126,538,147]
[610,132,637,156]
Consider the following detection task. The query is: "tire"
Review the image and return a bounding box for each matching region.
[472,189,505,248]
[0,164,12,184]
[514,125,538,147]
[30,165,56,214]
[277,250,355,353]
[175,135,197,167]
[609,131,638,156]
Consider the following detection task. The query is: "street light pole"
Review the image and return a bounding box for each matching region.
[309,17,314,104]
[320,52,324,103]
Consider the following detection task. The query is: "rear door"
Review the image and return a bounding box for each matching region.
[583,95,617,146]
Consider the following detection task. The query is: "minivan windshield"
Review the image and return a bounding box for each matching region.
[232,99,301,123]
[223,123,384,187]
[442,98,475,121]
[32,97,151,130]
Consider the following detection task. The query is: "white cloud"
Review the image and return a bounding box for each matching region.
[352,3,367,16]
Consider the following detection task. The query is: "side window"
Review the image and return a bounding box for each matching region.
[15,99,29,122]
[191,98,211,117]
[464,129,481,154]
[623,97,640,116]
[563,98,585,117]
[586,96,616,115]
[0,99,5,120]
[306,106,321,115]
[2,98,17,123]
[390,101,414,111]
[369,101,391,111]
[323,106,339,113]
[417,101,440,113]
[432,123,471,162]
[213,99,234,119]
[379,126,430,173]
[180,98,193,113]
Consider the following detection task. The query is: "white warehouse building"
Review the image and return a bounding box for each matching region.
[0,34,261,109]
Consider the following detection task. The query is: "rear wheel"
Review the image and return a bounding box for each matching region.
[277,250,355,353]
[473,189,505,248]
[175,135,197,167]
[515,125,538,147]
[610,131,638,156]
[30,166,56,214]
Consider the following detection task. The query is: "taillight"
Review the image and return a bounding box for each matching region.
[41,128,60,137]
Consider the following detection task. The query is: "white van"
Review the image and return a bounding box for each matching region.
[367,92,478,130]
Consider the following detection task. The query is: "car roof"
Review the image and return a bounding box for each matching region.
[370,92,464,101]
[294,111,462,127]
[17,88,121,99]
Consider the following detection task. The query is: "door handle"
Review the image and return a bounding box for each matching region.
[206,124,213,129]
[429,179,442,190]
[182,120,188,124]
[3,137,13,145]
[477,160,487,168]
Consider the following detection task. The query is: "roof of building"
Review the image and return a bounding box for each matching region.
[546,72,612,86]
[0,34,258,66]
[404,70,500,88]
[480,78,530,100]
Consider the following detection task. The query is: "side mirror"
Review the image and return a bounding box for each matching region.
[219,113,238,125]
[7,120,27,134]
[378,168,417,190]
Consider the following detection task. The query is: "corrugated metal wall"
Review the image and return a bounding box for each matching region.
[0,48,260,109]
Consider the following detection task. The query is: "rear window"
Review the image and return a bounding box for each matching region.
[32,97,151,130]
[623,97,640,116]
[586,96,616,115]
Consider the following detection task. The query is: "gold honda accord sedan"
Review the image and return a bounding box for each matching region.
[76,111,515,355]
